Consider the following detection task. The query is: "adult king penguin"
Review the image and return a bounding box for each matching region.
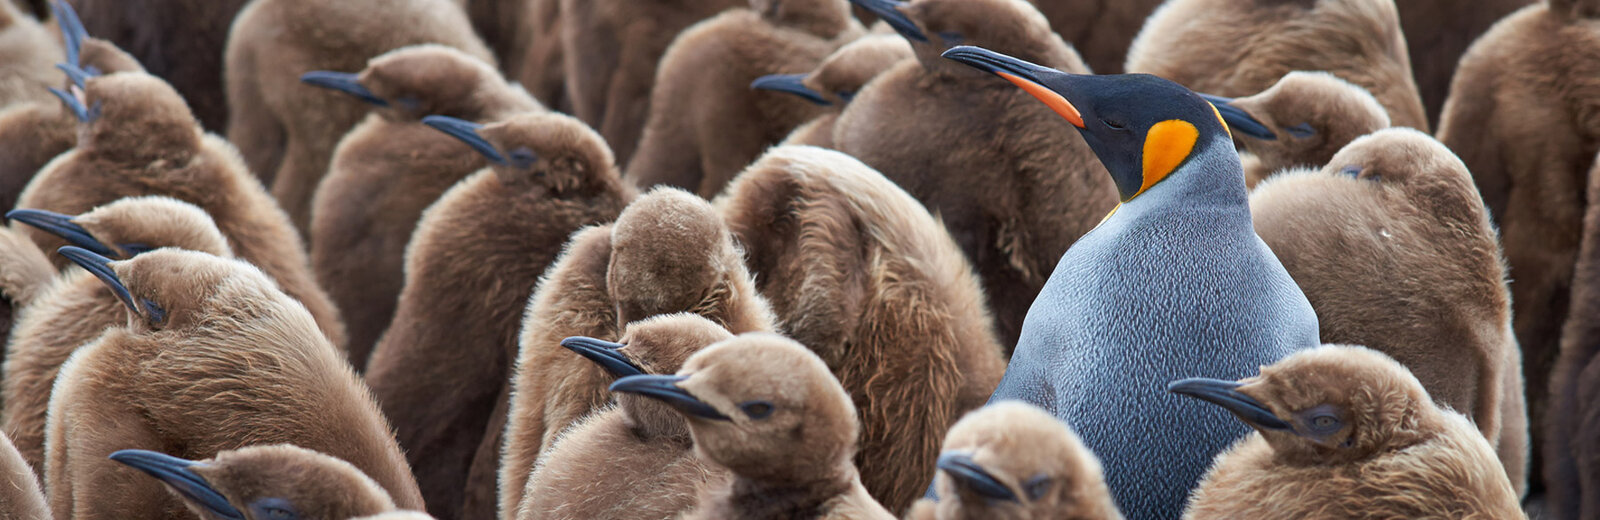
[942,46,1320,519]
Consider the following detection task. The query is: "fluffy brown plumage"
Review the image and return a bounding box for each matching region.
[1437,6,1600,503]
[558,0,741,166]
[499,187,775,519]
[1175,345,1525,519]
[1029,0,1162,74]
[1125,0,1428,131]
[516,313,733,520]
[116,444,404,520]
[906,402,1122,520]
[0,224,52,354]
[1552,151,1600,520]
[715,146,1006,513]
[774,34,911,148]
[513,0,567,112]
[223,0,492,232]
[43,249,421,519]
[614,333,896,520]
[13,72,347,350]
[309,44,543,366]
[1211,71,1390,187]
[831,0,1115,349]
[1250,128,1527,494]
[361,112,634,520]
[1395,0,1534,127]
[0,431,46,519]
[0,0,59,110]
[4,196,231,474]
[625,0,865,198]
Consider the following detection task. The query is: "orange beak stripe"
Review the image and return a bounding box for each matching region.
[996,71,1084,128]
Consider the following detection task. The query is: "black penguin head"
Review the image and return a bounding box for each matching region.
[942,45,1233,203]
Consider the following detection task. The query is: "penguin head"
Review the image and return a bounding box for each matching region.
[422,112,617,195]
[609,333,860,482]
[566,314,733,435]
[63,72,202,162]
[1320,128,1482,225]
[944,45,1237,203]
[1204,72,1390,180]
[302,45,503,122]
[1169,345,1439,466]
[850,0,1076,76]
[6,197,230,261]
[56,248,290,334]
[607,188,743,327]
[930,402,1119,519]
[111,445,397,520]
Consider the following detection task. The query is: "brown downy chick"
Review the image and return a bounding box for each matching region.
[763,34,913,148]
[1437,6,1600,495]
[0,431,46,519]
[1553,152,1600,519]
[0,0,59,110]
[906,402,1122,520]
[223,0,492,232]
[361,112,634,520]
[516,313,733,520]
[514,0,567,112]
[499,187,775,519]
[715,146,1006,512]
[43,248,421,519]
[1395,0,1533,128]
[558,0,742,166]
[3,196,231,473]
[1171,345,1525,519]
[13,71,347,350]
[1125,0,1428,131]
[1029,0,1163,75]
[308,44,543,366]
[0,224,52,351]
[832,0,1116,348]
[611,333,896,520]
[1203,71,1390,187]
[625,0,866,198]
[112,444,402,520]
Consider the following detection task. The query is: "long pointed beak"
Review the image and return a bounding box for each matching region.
[299,71,388,106]
[110,450,244,520]
[849,0,926,42]
[5,209,117,257]
[1198,94,1276,141]
[936,452,1019,502]
[941,46,1084,128]
[49,87,96,122]
[1167,378,1291,431]
[51,0,86,66]
[609,375,730,421]
[422,115,507,164]
[561,336,646,379]
[55,63,93,90]
[750,74,830,106]
[57,246,138,315]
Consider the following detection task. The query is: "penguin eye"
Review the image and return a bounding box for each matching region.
[1300,405,1344,436]
[249,498,300,520]
[1100,118,1127,131]
[937,31,964,45]
[119,243,153,257]
[141,298,167,328]
[1285,122,1316,139]
[837,90,855,103]
[509,147,539,169]
[1022,474,1053,501]
[1339,165,1363,179]
[739,400,774,419]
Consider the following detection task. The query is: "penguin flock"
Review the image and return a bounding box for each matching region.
[4,0,1600,518]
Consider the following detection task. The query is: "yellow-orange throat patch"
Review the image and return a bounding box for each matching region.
[996,71,1084,128]
[1135,120,1199,199]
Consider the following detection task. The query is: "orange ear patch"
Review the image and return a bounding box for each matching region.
[997,71,1084,128]
[1135,120,1199,199]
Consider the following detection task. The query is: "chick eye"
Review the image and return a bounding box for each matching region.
[837,90,855,103]
[509,147,539,169]
[141,298,167,328]
[1022,474,1053,501]
[1285,122,1316,138]
[937,31,964,45]
[249,498,299,520]
[1101,118,1127,131]
[739,400,774,419]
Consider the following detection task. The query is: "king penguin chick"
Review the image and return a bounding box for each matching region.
[0,0,59,110]
[610,333,896,520]
[516,313,733,520]
[0,224,52,352]
[361,112,634,520]
[1437,5,1600,492]
[4,196,231,473]
[755,34,913,148]
[1171,345,1526,519]
[1201,71,1391,187]
[513,0,567,113]
[942,46,1321,519]
[1125,0,1429,131]
[112,444,405,520]
[625,0,865,198]
[223,0,493,232]
[0,431,47,519]
[1028,0,1163,75]
[1249,129,1528,494]
[307,44,543,366]
[499,187,775,518]
[715,145,1007,512]
[906,402,1122,520]
[1554,151,1600,520]
[13,71,347,350]
[831,0,1117,348]
[558,0,742,166]
[1395,0,1533,127]
[43,248,421,519]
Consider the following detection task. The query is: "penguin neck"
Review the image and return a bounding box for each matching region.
[1117,136,1251,220]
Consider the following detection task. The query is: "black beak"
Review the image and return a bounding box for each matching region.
[6,208,117,257]
[110,450,244,520]
[52,0,86,66]
[57,246,138,315]
[49,87,96,122]
[422,115,507,164]
[561,336,646,379]
[1167,378,1291,431]
[609,374,730,421]
[300,71,388,106]
[941,46,1086,129]
[1198,94,1276,141]
[937,452,1019,502]
[56,62,95,90]
[750,74,831,106]
[849,0,926,42]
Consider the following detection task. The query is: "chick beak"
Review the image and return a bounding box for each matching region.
[57,246,141,316]
[6,208,118,258]
[941,45,1084,128]
[561,336,647,379]
[422,115,508,164]
[1198,94,1276,140]
[937,452,1020,502]
[848,0,927,42]
[109,450,244,520]
[750,74,831,106]
[51,0,87,67]
[1167,378,1292,431]
[299,71,389,107]
[609,374,730,421]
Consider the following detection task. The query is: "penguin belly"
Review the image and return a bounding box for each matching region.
[990,207,1318,519]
